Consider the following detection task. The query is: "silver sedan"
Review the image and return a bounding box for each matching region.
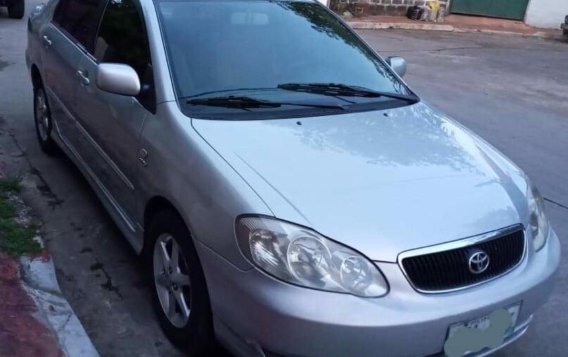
[26,0,560,355]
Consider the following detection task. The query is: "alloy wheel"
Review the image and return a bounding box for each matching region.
[35,89,50,142]
[153,233,192,328]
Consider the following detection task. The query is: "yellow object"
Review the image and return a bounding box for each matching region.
[427,0,440,11]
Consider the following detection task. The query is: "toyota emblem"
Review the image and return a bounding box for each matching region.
[468,250,490,274]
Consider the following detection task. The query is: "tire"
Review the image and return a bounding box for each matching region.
[7,0,24,19]
[33,86,58,155]
[147,210,214,355]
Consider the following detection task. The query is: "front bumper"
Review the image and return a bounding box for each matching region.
[196,230,560,357]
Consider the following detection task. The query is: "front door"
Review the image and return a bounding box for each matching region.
[450,0,530,20]
[73,0,156,229]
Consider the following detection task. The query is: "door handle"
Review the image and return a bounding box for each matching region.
[42,35,52,47]
[76,70,90,86]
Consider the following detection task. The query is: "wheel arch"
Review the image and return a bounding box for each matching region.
[31,64,43,89]
[142,195,190,256]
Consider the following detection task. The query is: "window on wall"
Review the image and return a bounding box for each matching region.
[94,0,156,112]
[52,0,104,52]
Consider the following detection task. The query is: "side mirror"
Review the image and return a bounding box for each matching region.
[386,56,407,78]
[96,63,140,96]
[32,3,46,16]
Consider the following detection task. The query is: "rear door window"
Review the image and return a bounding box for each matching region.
[52,0,105,52]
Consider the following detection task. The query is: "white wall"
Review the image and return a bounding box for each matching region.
[525,0,568,29]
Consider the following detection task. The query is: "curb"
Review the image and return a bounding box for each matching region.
[347,21,561,39]
[1,127,99,356]
[19,254,100,357]
[348,21,455,32]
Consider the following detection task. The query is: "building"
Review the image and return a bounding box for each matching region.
[329,0,568,29]
[525,0,568,28]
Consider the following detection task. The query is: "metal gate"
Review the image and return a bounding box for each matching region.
[450,0,530,20]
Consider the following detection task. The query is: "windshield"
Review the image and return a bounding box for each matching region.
[156,0,414,118]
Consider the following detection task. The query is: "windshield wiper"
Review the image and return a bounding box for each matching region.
[186,95,346,110]
[187,96,280,109]
[278,83,418,103]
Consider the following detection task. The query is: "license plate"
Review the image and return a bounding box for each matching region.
[444,304,520,357]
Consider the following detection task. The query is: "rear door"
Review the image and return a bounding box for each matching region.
[40,0,105,150]
[73,0,157,228]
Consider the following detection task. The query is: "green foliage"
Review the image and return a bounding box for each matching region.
[0,176,21,193]
[0,178,42,256]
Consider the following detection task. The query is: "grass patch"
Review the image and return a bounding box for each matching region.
[0,177,42,256]
[0,177,21,193]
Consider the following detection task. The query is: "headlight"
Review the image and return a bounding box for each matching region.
[236,216,388,297]
[528,184,549,251]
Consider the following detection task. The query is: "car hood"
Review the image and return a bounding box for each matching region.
[192,103,530,262]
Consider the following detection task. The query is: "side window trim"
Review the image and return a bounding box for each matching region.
[48,23,94,64]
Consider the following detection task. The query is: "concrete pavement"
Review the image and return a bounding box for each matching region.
[1,2,567,356]
[0,139,97,357]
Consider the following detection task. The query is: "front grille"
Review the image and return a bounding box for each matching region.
[401,227,525,292]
